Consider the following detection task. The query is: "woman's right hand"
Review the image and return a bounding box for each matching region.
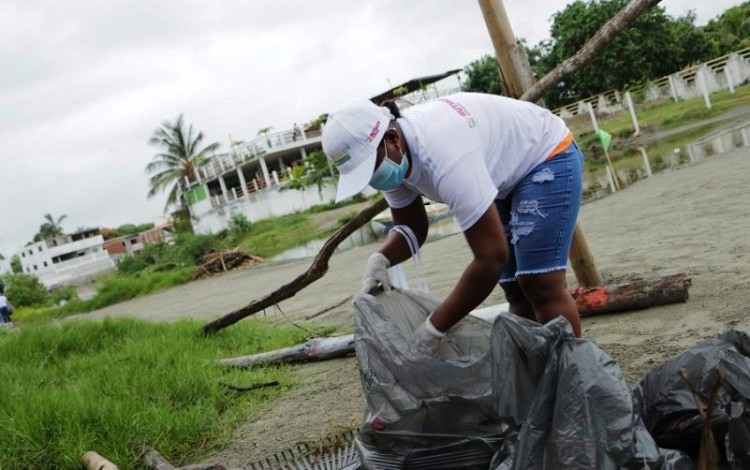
[360,252,392,294]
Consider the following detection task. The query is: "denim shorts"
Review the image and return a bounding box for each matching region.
[495,141,583,283]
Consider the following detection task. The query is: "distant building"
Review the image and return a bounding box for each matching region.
[17,228,114,289]
[103,223,174,262]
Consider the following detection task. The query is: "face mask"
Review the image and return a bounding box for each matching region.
[369,144,409,191]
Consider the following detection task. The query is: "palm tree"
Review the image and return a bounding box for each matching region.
[146,115,220,214]
[38,213,67,240]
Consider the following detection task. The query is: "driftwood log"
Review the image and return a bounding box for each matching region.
[201,198,388,334]
[218,335,355,368]
[83,451,118,470]
[571,273,691,317]
[201,0,667,335]
[218,274,690,368]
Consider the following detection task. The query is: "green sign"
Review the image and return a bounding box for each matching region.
[597,129,612,152]
[186,186,207,205]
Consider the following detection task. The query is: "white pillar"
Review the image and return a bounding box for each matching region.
[299,148,308,159]
[637,147,652,177]
[193,167,202,183]
[605,166,617,193]
[587,103,599,133]
[724,66,735,94]
[624,91,640,136]
[259,157,271,188]
[218,176,229,202]
[667,75,679,102]
[237,168,249,197]
[741,128,750,148]
[272,170,280,186]
[697,67,712,110]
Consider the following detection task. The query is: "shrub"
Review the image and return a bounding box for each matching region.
[115,253,151,275]
[3,274,48,308]
[49,286,78,306]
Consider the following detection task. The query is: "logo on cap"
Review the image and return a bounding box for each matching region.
[364,120,382,143]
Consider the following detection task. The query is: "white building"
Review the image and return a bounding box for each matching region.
[17,228,115,288]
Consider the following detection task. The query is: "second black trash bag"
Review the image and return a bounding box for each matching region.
[490,314,691,470]
[633,330,750,465]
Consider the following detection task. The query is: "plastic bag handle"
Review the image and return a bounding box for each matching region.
[388,225,428,293]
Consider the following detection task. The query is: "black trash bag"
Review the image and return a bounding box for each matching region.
[490,314,692,469]
[633,330,750,463]
[353,289,510,469]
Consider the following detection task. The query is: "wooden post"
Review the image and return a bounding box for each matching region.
[479,0,602,286]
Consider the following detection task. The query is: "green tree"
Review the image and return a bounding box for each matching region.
[536,0,715,107]
[3,273,48,307]
[287,150,334,194]
[10,255,22,274]
[146,115,220,226]
[461,55,505,95]
[703,2,750,55]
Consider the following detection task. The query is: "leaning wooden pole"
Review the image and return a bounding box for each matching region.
[201,198,388,335]
[479,0,663,286]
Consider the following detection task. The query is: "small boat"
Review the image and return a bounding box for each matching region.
[370,202,457,236]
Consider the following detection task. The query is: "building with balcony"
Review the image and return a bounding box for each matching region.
[17,229,114,289]
[186,69,463,235]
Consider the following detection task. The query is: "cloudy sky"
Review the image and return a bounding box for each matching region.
[0,0,740,257]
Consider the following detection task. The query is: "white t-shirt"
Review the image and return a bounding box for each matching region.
[384,92,570,231]
[0,295,8,309]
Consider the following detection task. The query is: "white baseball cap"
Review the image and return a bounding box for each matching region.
[322,99,394,202]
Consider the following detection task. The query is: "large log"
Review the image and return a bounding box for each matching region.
[570,273,691,317]
[218,274,691,367]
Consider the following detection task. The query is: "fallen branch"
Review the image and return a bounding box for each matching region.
[83,451,118,470]
[304,296,352,320]
[201,198,388,335]
[520,0,663,103]
[219,380,280,393]
[141,447,226,470]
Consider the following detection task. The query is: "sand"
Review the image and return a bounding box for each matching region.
[78,146,750,468]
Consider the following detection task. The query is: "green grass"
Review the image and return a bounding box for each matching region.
[15,267,196,323]
[0,318,317,469]
[237,212,335,259]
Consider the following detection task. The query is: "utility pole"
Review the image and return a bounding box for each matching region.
[478,0,602,287]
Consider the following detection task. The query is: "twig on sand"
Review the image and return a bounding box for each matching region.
[219,380,280,393]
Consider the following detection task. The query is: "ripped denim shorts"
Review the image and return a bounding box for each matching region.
[495,141,583,283]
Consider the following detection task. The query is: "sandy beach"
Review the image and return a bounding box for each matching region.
[79,145,750,467]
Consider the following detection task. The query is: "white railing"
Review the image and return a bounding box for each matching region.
[552,46,750,117]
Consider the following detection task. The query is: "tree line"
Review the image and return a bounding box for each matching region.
[461,0,750,108]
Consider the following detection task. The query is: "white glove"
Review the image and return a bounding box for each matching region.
[412,316,446,355]
[360,252,392,294]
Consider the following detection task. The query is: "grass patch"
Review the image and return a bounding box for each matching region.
[0,317,316,469]
[14,267,196,323]
[237,213,333,258]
